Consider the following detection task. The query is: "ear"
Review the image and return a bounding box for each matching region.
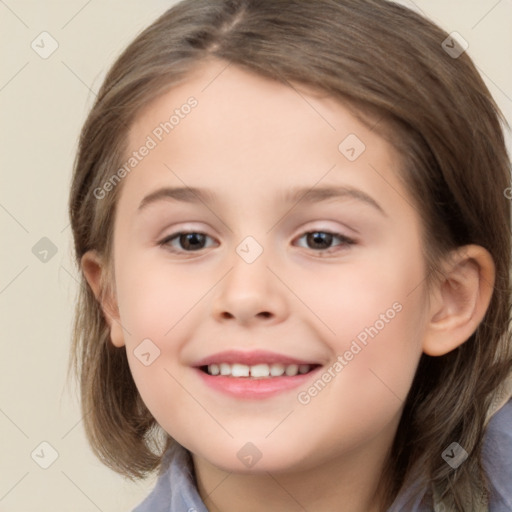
[422,244,495,356]
[81,250,125,348]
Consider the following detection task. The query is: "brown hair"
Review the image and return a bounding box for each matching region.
[68,0,512,509]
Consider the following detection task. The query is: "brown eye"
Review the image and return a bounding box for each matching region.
[296,231,355,253]
[158,229,356,256]
[159,232,215,252]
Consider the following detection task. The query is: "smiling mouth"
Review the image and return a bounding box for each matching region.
[199,363,322,378]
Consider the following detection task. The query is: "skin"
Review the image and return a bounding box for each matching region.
[82,59,495,512]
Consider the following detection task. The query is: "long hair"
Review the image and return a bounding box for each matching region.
[68,1,512,509]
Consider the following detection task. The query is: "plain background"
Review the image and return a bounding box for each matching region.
[1,1,511,510]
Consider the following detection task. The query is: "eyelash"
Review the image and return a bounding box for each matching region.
[158,230,356,256]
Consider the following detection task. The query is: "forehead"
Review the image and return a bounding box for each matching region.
[120,59,403,216]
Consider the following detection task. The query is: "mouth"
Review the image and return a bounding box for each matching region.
[198,362,322,378]
[191,349,324,398]
[193,363,324,400]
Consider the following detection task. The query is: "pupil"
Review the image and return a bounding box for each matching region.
[308,232,332,249]
[182,233,204,250]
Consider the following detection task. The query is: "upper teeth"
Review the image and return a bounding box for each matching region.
[207,363,312,378]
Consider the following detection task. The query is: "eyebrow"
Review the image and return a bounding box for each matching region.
[137,185,387,216]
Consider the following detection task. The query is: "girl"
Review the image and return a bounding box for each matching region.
[68,1,512,510]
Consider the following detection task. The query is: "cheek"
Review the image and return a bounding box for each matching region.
[296,294,426,452]
[115,253,205,344]
[114,256,213,433]
[309,248,426,346]
[312,245,428,400]
[356,300,424,396]
[125,352,197,445]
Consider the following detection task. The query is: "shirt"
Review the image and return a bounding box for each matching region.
[133,399,512,512]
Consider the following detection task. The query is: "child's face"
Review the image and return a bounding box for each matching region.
[107,59,431,472]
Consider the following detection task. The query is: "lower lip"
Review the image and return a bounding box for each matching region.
[194,366,323,399]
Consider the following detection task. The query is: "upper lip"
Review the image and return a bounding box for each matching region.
[192,350,322,367]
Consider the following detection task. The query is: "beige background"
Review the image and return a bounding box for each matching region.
[1,1,511,511]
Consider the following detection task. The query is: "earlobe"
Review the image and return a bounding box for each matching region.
[80,250,126,348]
[422,245,495,356]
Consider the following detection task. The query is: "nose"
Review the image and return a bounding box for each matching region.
[211,251,288,327]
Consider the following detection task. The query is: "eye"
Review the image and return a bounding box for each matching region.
[295,230,356,254]
[158,229,356,255]
[159,231,216,253]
